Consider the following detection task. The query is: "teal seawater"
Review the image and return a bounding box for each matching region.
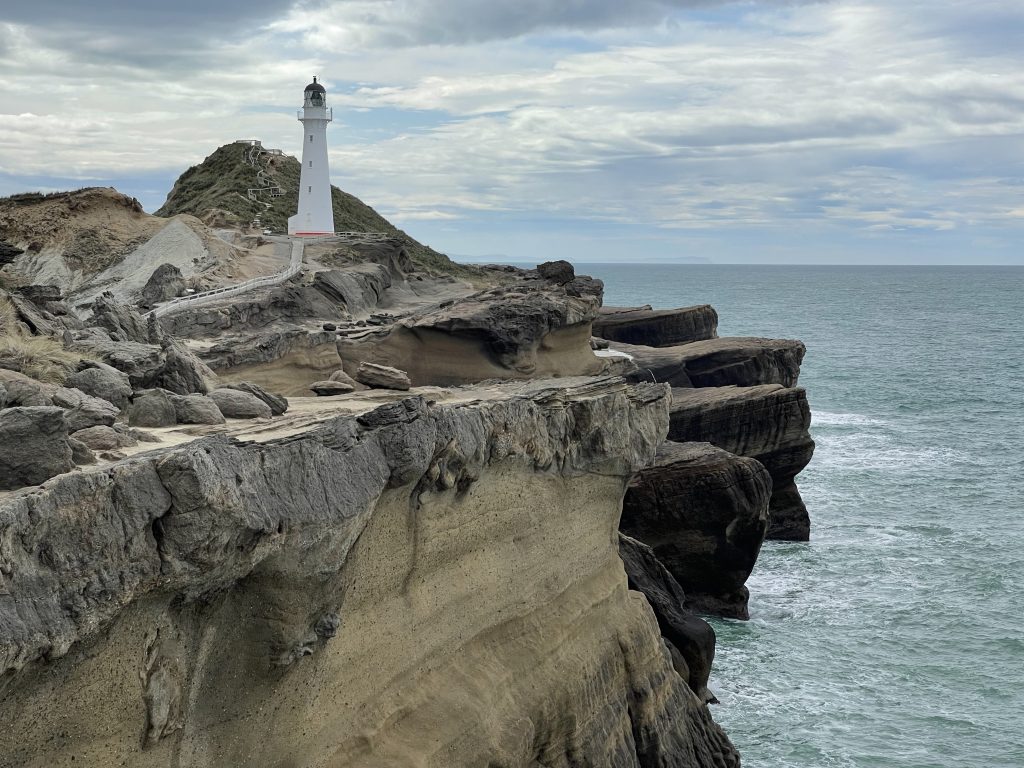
[583,264,1024,768]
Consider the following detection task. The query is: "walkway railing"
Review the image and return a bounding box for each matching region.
[148,232,395,318]
[149,240,304,318]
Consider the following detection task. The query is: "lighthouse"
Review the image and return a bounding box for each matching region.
[288,77,335,236]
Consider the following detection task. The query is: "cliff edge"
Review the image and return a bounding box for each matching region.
[0,377,739,767]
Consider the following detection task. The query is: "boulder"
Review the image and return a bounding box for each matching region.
[0,383,6,410]
[128,389,177,428]
[209,388,272,419]
[0,369,54,407]
[618,533,718,703]
[221,382,288,416]
[0,406,74,489]
[51,387,119,432]
[328,369,358,387]
[66,364,133,409]
[309,380,354,396]
[169,394,225,425]
[71,425,138,451]
[354,362,411,391]
[594,305,718,347]
[621,441,771,619]
[537,260,575,284]
[139,263,185,309]
[610,337,805,388]
[68,437,96,466]
[668,385,815,541]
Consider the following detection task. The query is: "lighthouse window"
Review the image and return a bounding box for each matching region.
[309,161,312,167]
[308,186,311,194]
[309,135,313,142]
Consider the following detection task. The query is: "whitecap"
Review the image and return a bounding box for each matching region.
[811,411,887,427]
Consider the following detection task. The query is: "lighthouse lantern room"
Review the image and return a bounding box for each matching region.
[288,77,335,236]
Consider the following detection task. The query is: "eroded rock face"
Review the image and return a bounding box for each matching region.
[0,406,74,489]
[595,305,719,347]
[611,337,805,388]
[618,533,719,702]
[621,441,771,619]
[0,378,737,767]
[668,385,815,541]
[337,275,605,386]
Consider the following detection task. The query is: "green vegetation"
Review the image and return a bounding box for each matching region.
[156,142,483,277]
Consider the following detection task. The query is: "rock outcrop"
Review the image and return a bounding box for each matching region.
[668,385,815,540]
[336,273,605,386]
[611,337,805,388]
[618,533,721,703]
[621,441,771,618]
[595,305,719,347]
[73,294,213,394]
[0,378,739,767]
[201,330,341,396]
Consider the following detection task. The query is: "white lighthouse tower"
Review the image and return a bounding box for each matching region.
[288,77,335,236]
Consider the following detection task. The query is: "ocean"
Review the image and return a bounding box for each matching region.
[584,264,1024,768]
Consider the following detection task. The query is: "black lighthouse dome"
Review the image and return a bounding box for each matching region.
[305,76,326,94]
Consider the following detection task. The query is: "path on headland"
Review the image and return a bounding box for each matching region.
[150,231,397,318]
[149,238,305,318]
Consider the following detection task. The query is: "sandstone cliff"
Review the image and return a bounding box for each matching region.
[0,378,739,768]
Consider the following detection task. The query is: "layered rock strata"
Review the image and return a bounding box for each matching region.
[610,337,805,388]
[618,533,720,701]
[336,273,606,386]
[668,385,814,541]
[0,378,739,768]
[621,441,771,618]
[594,305,719,347]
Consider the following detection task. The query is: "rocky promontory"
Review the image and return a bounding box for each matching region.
[0,378,737,767]
[0,161,816,766]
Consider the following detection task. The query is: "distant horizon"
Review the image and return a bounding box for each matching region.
[455,258,1024,267]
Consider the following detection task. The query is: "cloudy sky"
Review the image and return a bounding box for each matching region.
[0,1,1021,263]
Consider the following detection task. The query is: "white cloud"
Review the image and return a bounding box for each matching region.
[0,1,1022,261]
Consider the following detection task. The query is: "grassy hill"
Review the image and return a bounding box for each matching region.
[156,143,468,275]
